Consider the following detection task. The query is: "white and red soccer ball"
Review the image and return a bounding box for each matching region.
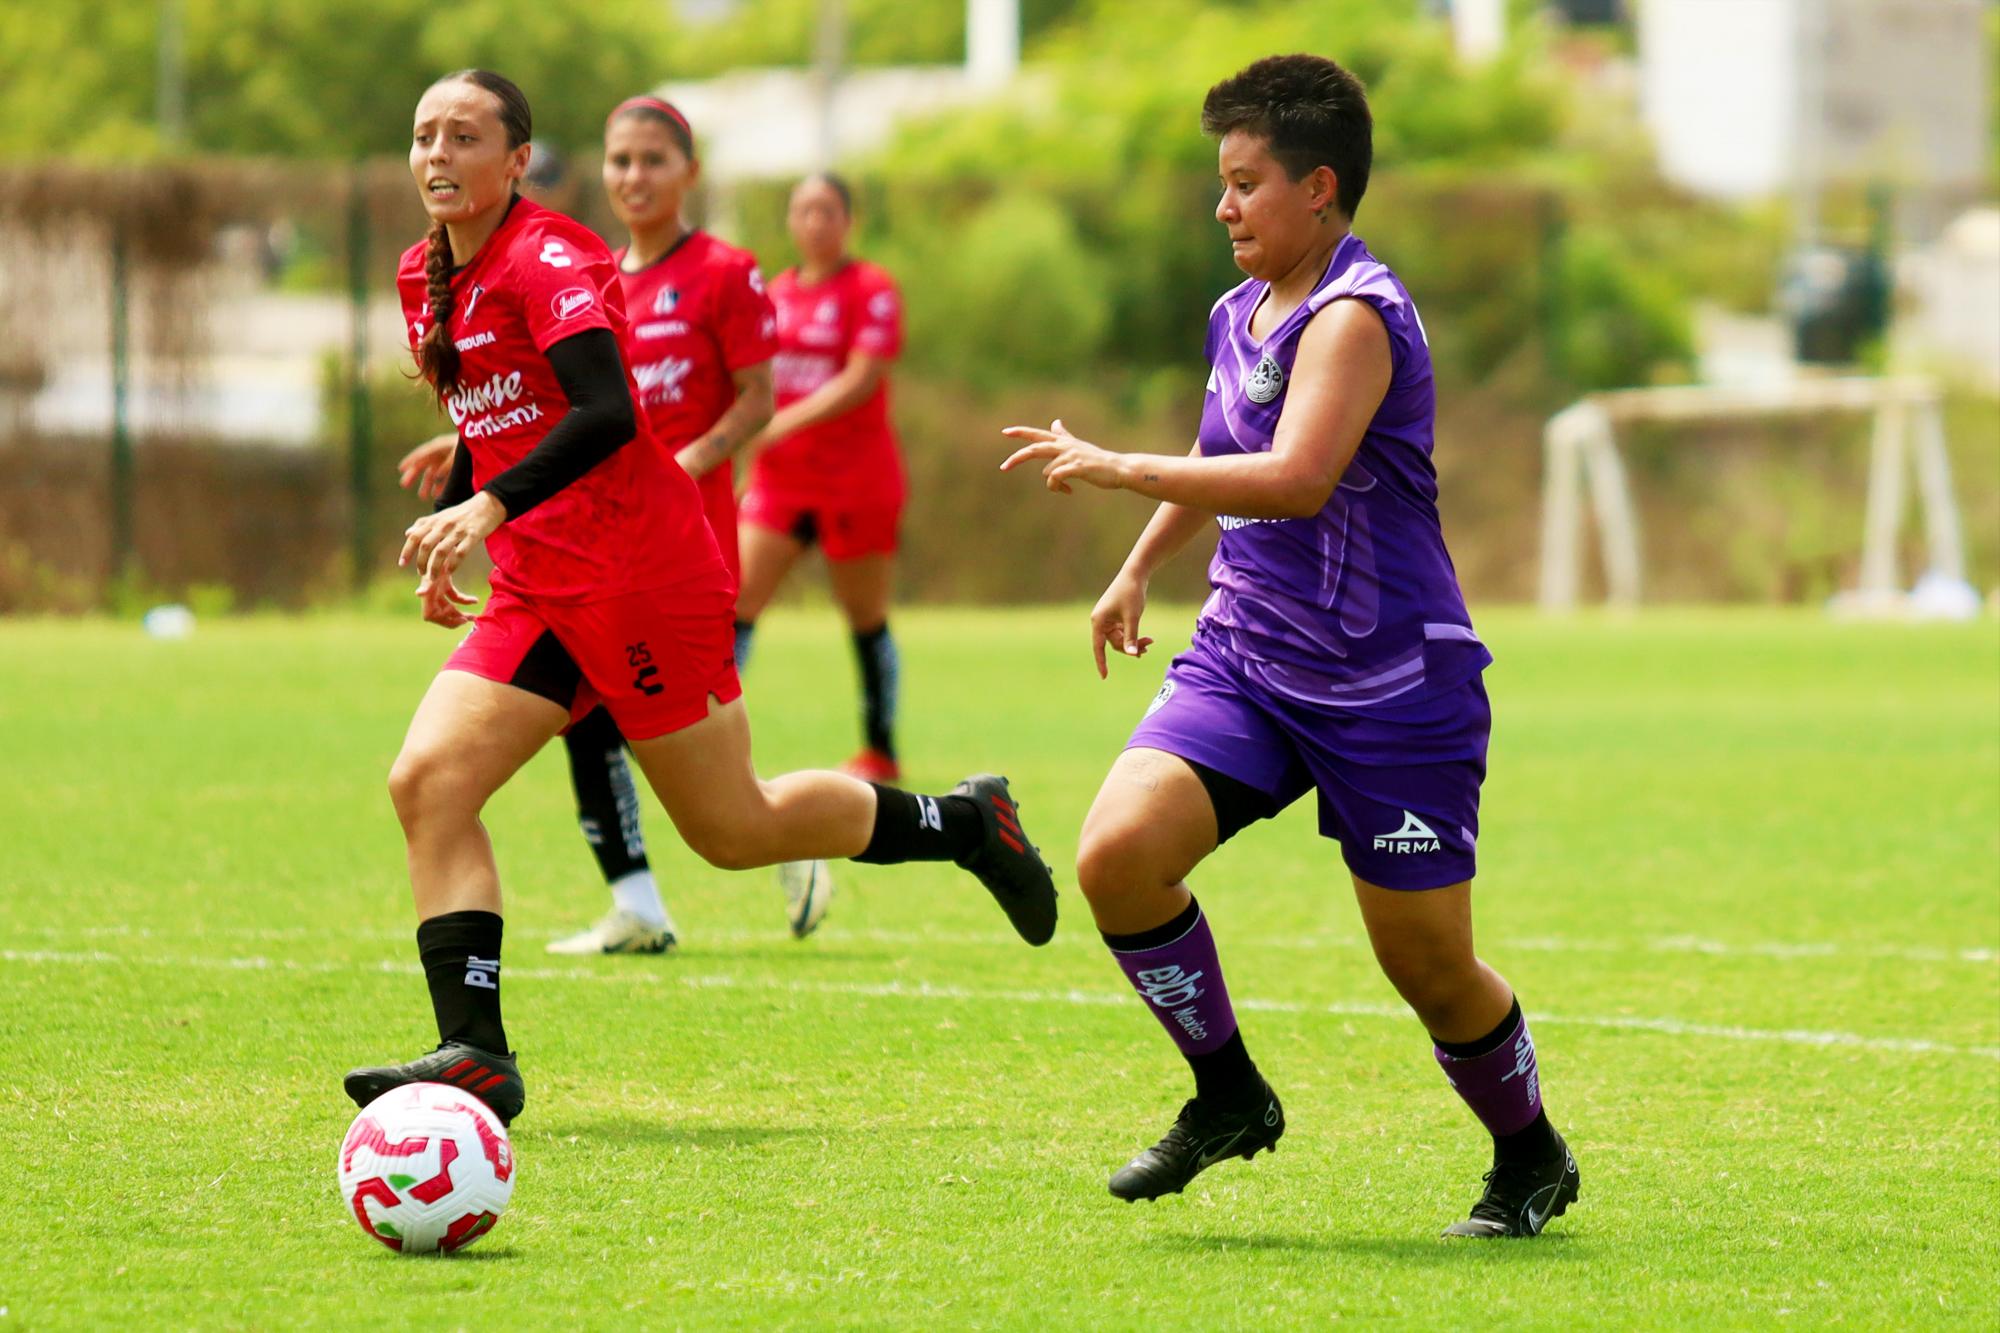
[337,1083,515,1254]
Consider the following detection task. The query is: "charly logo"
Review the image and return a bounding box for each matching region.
[1144,679,1177,717]
[552,288,596,321]
[1246,354,1285,404]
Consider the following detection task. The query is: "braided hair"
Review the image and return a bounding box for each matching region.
[415,69,532,396]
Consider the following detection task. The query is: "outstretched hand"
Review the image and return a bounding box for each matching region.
[396,435,458,501]
[1000,420,1130,494]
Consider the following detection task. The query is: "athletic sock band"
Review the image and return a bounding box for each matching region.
[1432,996,1545,1141]
[851,622,899,758]
[416,909,509,1055]
[852,783,981,864]
[1103,895,1260,1107]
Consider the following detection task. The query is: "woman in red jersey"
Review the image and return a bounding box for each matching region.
[735,174,908,782]
[347,70,1056,1127]
[402,96,800,958]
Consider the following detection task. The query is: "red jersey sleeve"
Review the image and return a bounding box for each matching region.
[396,243,431,361]
[716,256,779,373]
[850,266,903,361]
[511,225,616,353]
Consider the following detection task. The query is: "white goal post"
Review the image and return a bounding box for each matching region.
[1538,376,1969,610]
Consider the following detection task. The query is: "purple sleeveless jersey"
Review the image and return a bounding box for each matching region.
[1196,232,1489,710]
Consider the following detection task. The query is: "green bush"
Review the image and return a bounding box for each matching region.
[884,192,1112,386]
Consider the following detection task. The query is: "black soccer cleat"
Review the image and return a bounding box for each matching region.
[950,774,1058,946]
[1108,1083,1285,1201]
[343,1042,526,1126]
[1442,1130,1579,1238]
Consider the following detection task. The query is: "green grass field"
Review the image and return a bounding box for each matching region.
[1,606,1996,1329]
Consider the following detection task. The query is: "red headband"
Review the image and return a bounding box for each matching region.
[608,96,693,146]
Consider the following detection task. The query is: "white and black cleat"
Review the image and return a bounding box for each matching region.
[545,908,677,956]
[779,859,835,939]
[1442,1131,1580,1238]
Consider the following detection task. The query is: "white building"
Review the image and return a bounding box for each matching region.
[1638,0,1988,209]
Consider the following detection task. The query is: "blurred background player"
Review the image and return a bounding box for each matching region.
[350,68,1057,1126]
[736,174,909,782]
[1002,54,1577,1236]
[400,97,833,954]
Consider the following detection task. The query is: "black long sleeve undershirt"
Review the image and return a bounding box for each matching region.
[434,327,638,519]
[434,431,474,511]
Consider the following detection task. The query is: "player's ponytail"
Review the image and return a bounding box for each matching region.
[418,222,459,395]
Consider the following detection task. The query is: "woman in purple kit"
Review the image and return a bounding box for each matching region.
[1001,54,1577,1236]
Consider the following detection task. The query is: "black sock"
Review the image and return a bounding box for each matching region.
[733,619,757,671]
[563,706,648,883]
[852,783,981,864]
[416,910,508,1055]
[850,622,899,757]
[1493,1106,1560,1165]
[1188,1030,1263,1111]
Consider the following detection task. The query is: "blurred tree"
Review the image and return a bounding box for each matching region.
[0,0,1091,160]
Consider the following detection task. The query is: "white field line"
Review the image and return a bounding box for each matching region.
[16,922,1999,966]
[3,947,1995,1062]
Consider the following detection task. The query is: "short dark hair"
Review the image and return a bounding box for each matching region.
[801,171,853,216]
[1201,54,1372,217]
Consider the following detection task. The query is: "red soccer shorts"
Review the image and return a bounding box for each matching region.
[443,582,742,741]
[696,466,742,587]
[739,484,901,561]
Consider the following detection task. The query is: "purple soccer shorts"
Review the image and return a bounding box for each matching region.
[1125,636,1488,890]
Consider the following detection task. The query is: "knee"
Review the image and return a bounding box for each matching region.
[1075,818,1165,907]
[678,812,766,872]
[387,747,477,833]
[1372,941,1484,1023]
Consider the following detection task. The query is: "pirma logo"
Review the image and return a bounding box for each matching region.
[552,288,596,321]
[1373,811,1442,854]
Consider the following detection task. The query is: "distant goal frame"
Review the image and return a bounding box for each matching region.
[1537,376,1968,611]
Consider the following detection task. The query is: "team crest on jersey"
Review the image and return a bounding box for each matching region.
[1246,354,1285,404]
[653,286,680,315]
[814,298,839,325]
[1144,679,1177,718]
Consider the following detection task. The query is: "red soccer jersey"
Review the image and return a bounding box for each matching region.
[396,198,724,603]
[615,231,777,580]
[752,259,905,506]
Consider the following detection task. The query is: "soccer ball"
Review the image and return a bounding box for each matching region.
[779,858,834,938]
[337,1082,515,1254]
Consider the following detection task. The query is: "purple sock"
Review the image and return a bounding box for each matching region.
[1433,999,1542,1137]
[1105,900,1239,1056]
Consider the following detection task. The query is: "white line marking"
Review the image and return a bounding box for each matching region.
[15,923,1998,966]
[3,948,1993,1061]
